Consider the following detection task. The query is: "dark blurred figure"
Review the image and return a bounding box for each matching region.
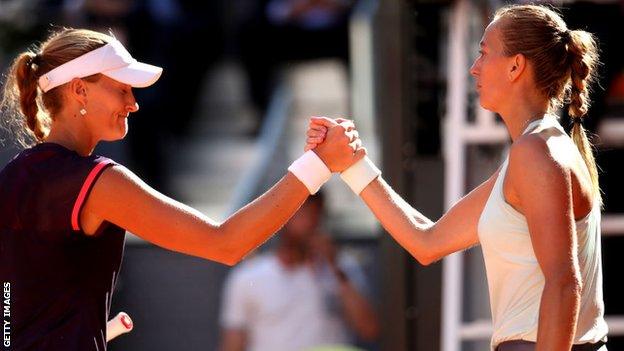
[236,0,354,130]
[219,192,379,351]
[123,0,225,193]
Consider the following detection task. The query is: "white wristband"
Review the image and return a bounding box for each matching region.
[340,156,381,195]
[288,150,332,194]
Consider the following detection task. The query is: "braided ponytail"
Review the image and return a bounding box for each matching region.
[566,29,601,203]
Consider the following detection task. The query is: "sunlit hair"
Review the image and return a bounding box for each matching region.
[494,5,601,203]
[1,28,112,146]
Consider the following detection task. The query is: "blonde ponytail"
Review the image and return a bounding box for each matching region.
[567,29,601,203]
[1,51,50,146]
[1,28,112,148]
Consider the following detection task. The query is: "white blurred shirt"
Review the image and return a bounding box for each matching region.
[220,253,367,351]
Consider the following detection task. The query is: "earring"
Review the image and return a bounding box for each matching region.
[79,108,87,116]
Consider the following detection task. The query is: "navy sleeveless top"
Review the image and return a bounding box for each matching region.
[0,143,126,351]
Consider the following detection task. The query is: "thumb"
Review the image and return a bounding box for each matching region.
[353,147,367,163]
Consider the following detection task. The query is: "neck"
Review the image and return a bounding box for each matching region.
[498,93,550,142]
[45,119,96,156]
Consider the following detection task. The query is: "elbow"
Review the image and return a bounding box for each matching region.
[218,248,246,267]
[221,256,240,267]
[545,273,583,299]
[414,251,441,266]
[416,254,435,266]
[411,227,438,266]
[205,223,247,266]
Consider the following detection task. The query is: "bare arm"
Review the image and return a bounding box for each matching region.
[83,121,364,266]
[219,328,246,351]
[335,273,379,341]
[307,117,496,265]
[359,173,497,265]
[310,234,379,340]
[86,167,308,265]
[507,136,581,350]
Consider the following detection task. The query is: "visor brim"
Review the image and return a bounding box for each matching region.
[102,61,163,88]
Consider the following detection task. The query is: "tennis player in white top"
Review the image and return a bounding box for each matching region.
[306,4,608,351]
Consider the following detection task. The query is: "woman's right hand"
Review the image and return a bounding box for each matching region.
[307,116,366,172]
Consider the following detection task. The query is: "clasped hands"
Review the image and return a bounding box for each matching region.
[304,116,366,172]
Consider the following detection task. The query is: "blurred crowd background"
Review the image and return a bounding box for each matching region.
[1,0,623,350]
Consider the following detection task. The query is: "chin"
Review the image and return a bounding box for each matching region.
[478,97,495,111]
[102,130,128,142]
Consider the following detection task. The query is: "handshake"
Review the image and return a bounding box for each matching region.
[289,116,381,195]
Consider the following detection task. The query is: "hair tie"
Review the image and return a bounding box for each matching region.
[561,29,572,44]
[32,54,42,66]
[570,116,583,128]
[27,53,42,68]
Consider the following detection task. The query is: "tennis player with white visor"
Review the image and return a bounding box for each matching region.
[0,28,365,350]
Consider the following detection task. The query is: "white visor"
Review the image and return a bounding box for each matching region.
[38,39,162,92]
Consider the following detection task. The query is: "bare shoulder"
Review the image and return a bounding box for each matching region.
[95,164,162,199]
[84,163,168,225]
[98,164,145,188]
[508,133,567,177]
[506,133,572,209]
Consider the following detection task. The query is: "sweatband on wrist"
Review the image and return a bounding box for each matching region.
[288,150,332,194]
[340,156,381,195]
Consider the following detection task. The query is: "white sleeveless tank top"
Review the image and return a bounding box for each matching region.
[478,116,608,350]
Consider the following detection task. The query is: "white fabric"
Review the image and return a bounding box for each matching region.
[478,117,608,350]
[38,39,162,92]
[340,156,381,195]
[288,151,332,194]
[220,254,368,351]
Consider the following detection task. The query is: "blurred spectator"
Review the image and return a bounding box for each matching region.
[219,192,378,351]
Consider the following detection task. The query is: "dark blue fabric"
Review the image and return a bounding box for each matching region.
[0,143,125,351]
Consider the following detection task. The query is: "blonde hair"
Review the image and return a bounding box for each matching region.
[494,5,601,202]
[1,28,113,147]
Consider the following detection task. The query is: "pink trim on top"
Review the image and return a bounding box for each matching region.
[71,160,112,231]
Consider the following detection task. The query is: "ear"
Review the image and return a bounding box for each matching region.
[67,78,88,105]
[508,53,526,82]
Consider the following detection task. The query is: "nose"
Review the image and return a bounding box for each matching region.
[126,90,139,113]
[469,59,479,77]
[127,102,139,113]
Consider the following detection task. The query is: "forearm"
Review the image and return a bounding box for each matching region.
[216,172,309,264]
[359,177,435,264]
[535,280,581,351]
[335,273,379,341]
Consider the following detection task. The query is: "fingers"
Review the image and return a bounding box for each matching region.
[305,128,325,150]
[310,116,338,128]
[337,120,355,132]
[310,116,355,132]
[348,138,362,153]
[307,127,327,139]
[345,130,359,143]
[307,136,325,145]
